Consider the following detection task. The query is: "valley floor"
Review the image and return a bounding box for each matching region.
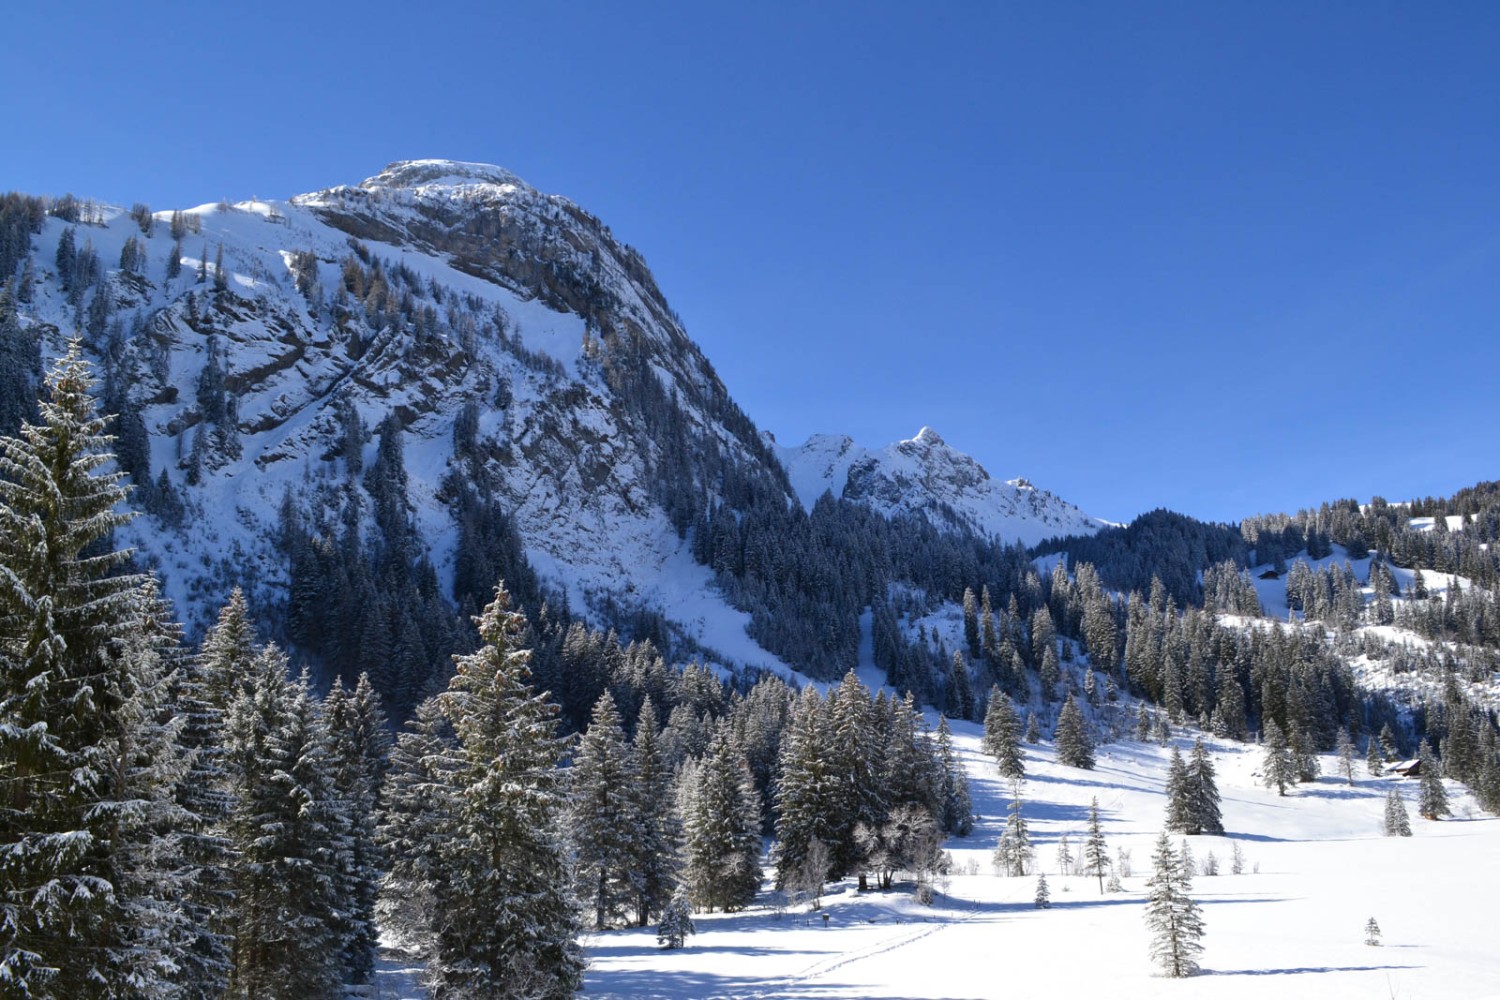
[581,721,1500,1000]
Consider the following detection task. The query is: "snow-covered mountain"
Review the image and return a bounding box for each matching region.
[3,160,1103,676]
[778,427,1109,546]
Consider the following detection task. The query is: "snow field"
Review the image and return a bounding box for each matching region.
[583,723,1500,999]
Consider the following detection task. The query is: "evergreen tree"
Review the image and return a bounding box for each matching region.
[992,782,1032,877]
[427,586,583,998]
[1034,872,1051,908]
[1364,917,1381,946]
[570,692,637,930]
[946,650,974,721]
[0,342,184,996]
[375,697,458,957]
[656,889,695,949]
[1164,747,1193,833]
[1054,694,1095,769]
[104,585,198,999]
[773,688,841,891]
[321,673,390,988]
[1144,831,1205,978]
[626,699,678,927]
[935,717,973,836]
[174,590,258,999]
[1084,797,1110,893]
[1186,739,1224,836]
[1417,740,1449,820]
[1366,735,1385,777]
[224,652,345,1000]
[684,728,762,913]
[1383,788,1412,837]
[1262,719,1296,796]
[981,687,1024,780]
[1335,727,1357,786]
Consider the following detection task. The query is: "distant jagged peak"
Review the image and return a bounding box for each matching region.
[906,426,945,448]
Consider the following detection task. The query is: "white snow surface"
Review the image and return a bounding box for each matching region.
[777,428,1110,547]
[579,724,1499,999]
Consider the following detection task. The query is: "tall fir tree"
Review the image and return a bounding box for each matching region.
[1417,740,1450,821]
[1383,788,1412,837]
[321,672,390,987]
[570,692,637,930]
[224,651,345,1000]
[1261,718,1296,796]
[0,342,190,995]
[1186,739,1224,836]
[626,700,678,927]
[684,727,763,913]
[427,586,583,998]
[1144,831,1205,977]
[935,717,973,836]
[375,696,459,957]
[1084,797,1109,893]
[1054,694,1095,769]
[1164,748,1193,834]
[981,687,1024,780]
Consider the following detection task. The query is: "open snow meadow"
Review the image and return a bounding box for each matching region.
[528,721,1498,1000]
[360,714,1500,999]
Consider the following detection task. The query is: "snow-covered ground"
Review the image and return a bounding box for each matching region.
[582,724,1499,999]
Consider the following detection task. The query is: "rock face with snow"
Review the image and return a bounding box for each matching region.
[6,160,1101,669]
[778,427,1107,547]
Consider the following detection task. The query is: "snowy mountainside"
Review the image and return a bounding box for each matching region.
[8,161,788,671]
[778,426,1109,546]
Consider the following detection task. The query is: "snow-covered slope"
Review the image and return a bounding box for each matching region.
[778,427,1109,546]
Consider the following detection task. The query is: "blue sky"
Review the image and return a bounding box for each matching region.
[5,2,1497,523]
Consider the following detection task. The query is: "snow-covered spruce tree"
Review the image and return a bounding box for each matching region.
[830,671,885,873]
[981,687,1024,780]
[376,696,459,957]
[656,888,695,949]
[1366,735,1385,777]
[935,717,973,836]
[224,652,345,1000]
[1417,740,1449,820]
[1382,788,1413,837]
[175,589,255,995]
[627,699,678,927]
[684,727,762,913]
[992,783,1032,877]
[0,342,192,996]
[1144,831,1205,977]
[570,691,637,930]
[321,672,391,987]
[1364,917,1381,946]
[1054,694,1094,769]
[1335,727,1357,786]
[1261,718,1296,796]
[105,584,199,999]
[1034,872,1051,908]
[1084,797,1109,893]
[1164,747,1193,834]
[1187,738,1224,836]
[428,585,583,998]
[773,687,840,892]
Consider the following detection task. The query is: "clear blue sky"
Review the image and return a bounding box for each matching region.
[5,2,1498,524]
